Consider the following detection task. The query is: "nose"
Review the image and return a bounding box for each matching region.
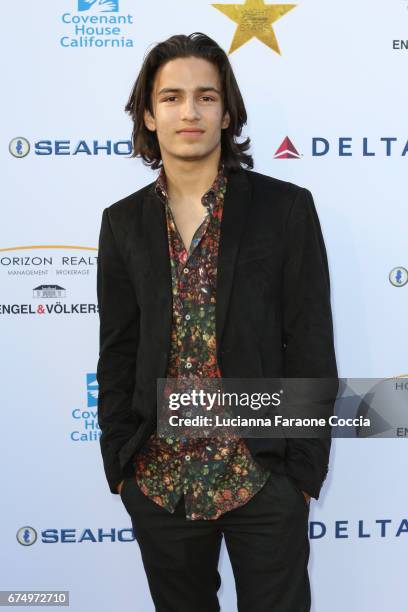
[180,96,201,121]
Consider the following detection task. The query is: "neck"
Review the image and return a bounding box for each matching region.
[160,148,222,205]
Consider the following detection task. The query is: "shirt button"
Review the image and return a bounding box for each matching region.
[183,267,189,274]
[185,362,192,369]
[185,455,191,461]
[185,314,191,320]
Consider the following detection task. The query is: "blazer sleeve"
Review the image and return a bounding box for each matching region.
[96,207,140,494]
[282,187,339,500]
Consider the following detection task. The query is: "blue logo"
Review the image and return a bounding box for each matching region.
[389,266,408,287]
[311,137,408,157]
[16,526,38,546]
[9,138,132,156]
[60,2,133,49]
[78,0,119,12]
[87,373,98,407]
[9,137,30,158]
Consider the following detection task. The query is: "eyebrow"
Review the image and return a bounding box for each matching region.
[157,86,221,96]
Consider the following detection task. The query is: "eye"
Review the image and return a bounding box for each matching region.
[163,96,177,102]
[201,96,215,102]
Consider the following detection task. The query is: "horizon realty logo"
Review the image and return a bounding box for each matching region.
[60,0,134,48]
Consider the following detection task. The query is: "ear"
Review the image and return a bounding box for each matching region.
[144,108,156,132]
[221,110,230,130]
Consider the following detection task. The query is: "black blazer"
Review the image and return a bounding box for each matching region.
[96,167,338,499]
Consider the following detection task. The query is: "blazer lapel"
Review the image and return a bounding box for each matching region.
[142,167,252,361]
[216,168,251,356]
[142,183,173,362]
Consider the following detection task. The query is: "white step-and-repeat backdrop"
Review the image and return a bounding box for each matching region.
[2,1,407,610]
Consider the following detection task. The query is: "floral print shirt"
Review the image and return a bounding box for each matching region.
[131,163,270,520]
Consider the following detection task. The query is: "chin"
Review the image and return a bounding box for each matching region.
[172,148,211,161]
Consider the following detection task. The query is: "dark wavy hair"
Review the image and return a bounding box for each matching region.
[124,32,253,171]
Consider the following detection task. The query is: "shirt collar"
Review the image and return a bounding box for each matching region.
[155,162,227,213]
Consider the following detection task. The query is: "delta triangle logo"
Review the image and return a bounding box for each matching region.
[274,136,301,159]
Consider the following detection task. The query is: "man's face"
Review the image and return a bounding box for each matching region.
[144,56,230,163]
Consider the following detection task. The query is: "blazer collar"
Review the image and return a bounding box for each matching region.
[142,166,252,358]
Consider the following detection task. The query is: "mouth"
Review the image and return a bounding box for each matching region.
[177,129,205,135]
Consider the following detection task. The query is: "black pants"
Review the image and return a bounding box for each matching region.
[120,471,311,612]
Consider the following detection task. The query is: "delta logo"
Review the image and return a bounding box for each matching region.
[274,137,301,159]
[274,136,408,158]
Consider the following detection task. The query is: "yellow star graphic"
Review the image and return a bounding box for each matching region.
[212,0,297,54]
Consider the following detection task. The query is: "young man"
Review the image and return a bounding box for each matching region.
[96,32,338,612]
